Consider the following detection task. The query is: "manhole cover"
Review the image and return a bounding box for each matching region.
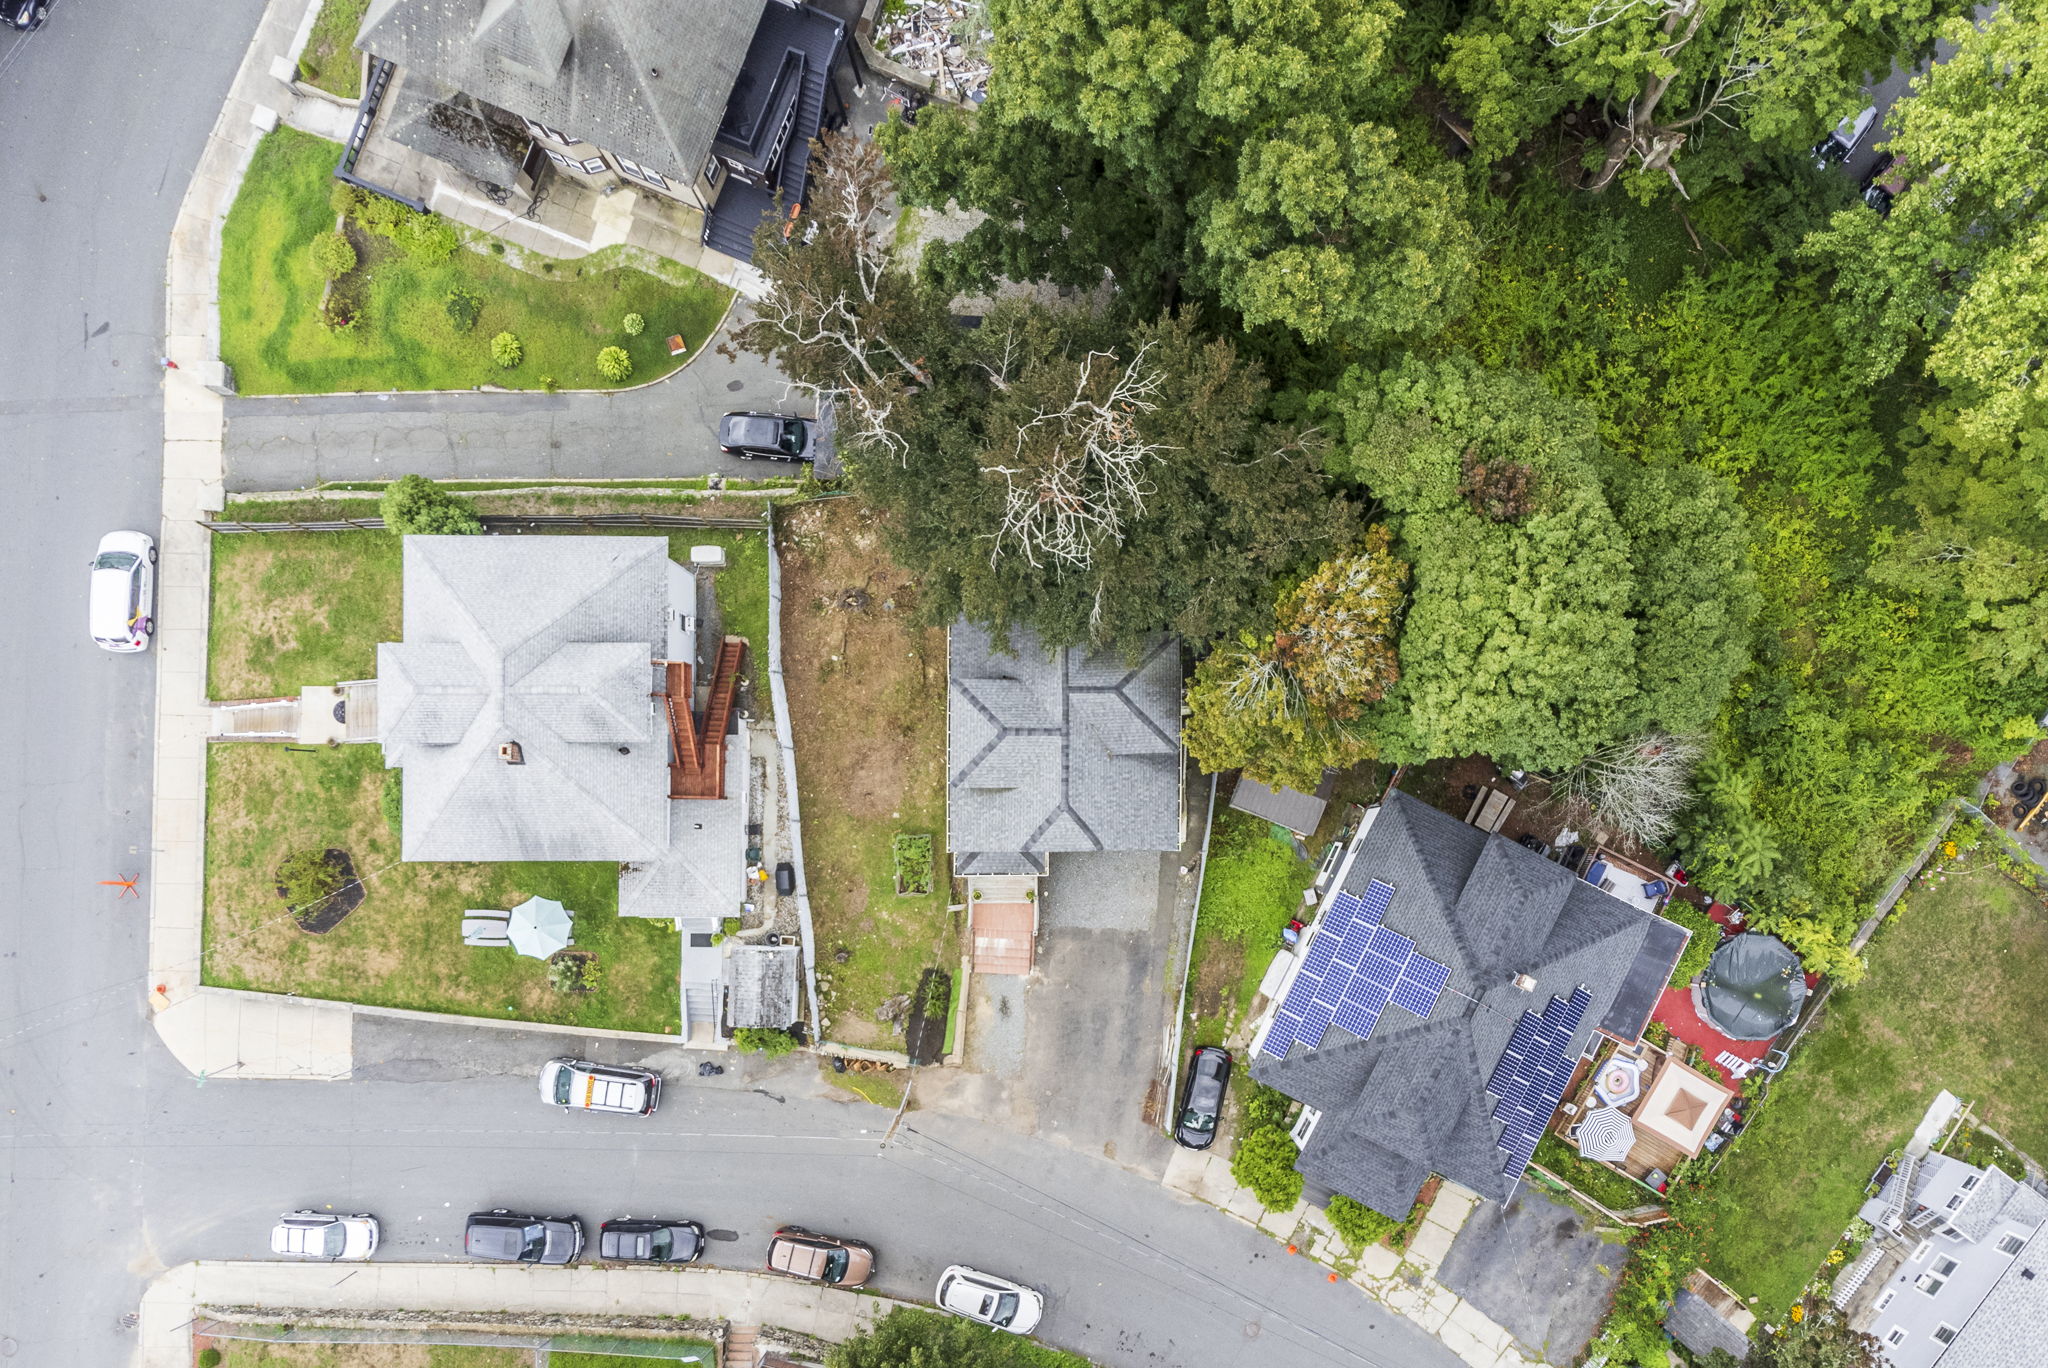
[726,380,744,392]
[2,1335,19,1356]
[707,1228,741,1242]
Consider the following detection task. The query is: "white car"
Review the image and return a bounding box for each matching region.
[270,1210,379,1260]
[936,1264,1044,1335]
[539,1057,661,1115]
[88,530,156,652]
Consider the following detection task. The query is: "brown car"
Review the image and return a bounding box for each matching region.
[766,1226,875,1287]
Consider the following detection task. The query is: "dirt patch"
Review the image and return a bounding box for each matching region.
[1190,936,1244,1024]
[904,966,951,1065]
[278,847,365,933]
[777,498,959,1040]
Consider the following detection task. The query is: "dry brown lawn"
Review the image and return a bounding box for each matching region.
[778,498,957,1046]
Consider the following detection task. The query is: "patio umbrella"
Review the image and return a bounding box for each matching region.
[1699,933,1807,1042]
[505,895,574,960]
[1577,1106,1637,1163]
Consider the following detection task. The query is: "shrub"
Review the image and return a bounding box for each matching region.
[547,955,598,992]
[1326,1194,1399,1249]
[891,833,933,894]
[735,1027,798,1057]
[593,344,630,382]
[1662,899,1718,986]
[329,180,363,216]
[379,474,483,536]
[622,311,646,336]
[443,288,482,333]
[198,1351,223,1368]
[395,211,458,263]
[1241,1080,1293,1131]
[491,331,523,369]
[722,916,742,935]
[381,772,403,838]
[1231,1124,1304,1211]
[596,345,633,383]
[319,292,358,332]
[295,58,317,83]
[277,849,345,911]
[310,230,357,279]
[539,374,558,392]
[351,192,412,238]
[489,240,505,255]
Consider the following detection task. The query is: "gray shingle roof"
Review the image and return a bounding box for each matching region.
[1665,1289,1752,1361]
[728,943,800,1029]
[947,623,1182,869]
[1933,1214,2048,1368]
[1252,789,1673,1218]
[378,535,671,862]
[357,0,765,176]
[1228,774,1331,838]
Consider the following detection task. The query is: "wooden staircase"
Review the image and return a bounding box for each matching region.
[664,639,745,800]
[721,1323,759,1368]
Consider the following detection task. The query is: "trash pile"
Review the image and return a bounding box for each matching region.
[875,0,992,104]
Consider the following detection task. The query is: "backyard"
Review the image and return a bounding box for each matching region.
[1696,864,2048,1313]
[298,0,368,98]
[776,497,956,1047]
[220,128,730,394]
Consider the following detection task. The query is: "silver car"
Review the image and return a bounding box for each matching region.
[270,1210,379,1261]
[88,530,155,652]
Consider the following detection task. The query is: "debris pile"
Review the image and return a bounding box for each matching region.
[875,0,992,104]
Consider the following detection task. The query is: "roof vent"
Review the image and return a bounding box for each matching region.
[1512,973,1538,992]
[499,741,525,765]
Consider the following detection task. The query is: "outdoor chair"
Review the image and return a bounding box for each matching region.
[462,910,511,947]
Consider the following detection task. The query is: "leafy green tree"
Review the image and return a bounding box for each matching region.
[1231,1125,1305,1211]
[379,474,483,536]
[1184,633,1375,790]
[1439,0,1966,200]
[1273,525,1408,714]
[1805,4,2048,441]
[830,1308,1073,1368]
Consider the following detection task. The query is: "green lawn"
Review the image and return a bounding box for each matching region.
[209,531,400,698]
[548,1340,717,1366]
[221,128,730,394]
[1181,807,1320,1048]
[209,1338,526,1366]
[203,744,681,1032]
[299,0,368,98]
[662,528,774,715]
[1698,867,2048,1313]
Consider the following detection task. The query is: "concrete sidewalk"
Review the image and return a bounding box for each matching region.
[140,1262,910,1368]
[1161,1151,1541,1368]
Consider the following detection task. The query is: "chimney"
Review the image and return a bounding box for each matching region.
[499,741,525,765]
[1512,973,1537,992]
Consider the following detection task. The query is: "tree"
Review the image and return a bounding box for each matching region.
[1273,525,1408,714]
[1184,633,1377,789]
[1804,3,2048,441]
[879,0,1475,343]
[1439,0,1968,200]
[1230,1125,1305,1211]
[830,1308,1039,1368]
[1548,731,1706,847]
[380,474,483,536]
[1751,1301,1884,1368]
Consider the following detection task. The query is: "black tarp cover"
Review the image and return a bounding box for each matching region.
[1700,933,1807,1042]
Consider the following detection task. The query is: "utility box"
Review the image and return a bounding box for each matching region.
[689,544,727,569]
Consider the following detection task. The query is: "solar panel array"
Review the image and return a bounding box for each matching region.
[1259,879,1454,1060]
[1484,986,1593,1180]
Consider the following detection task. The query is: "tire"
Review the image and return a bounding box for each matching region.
[148,546,158,564]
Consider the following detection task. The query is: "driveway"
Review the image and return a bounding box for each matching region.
[223,313,796,491]
[1433,1188,1628,1366]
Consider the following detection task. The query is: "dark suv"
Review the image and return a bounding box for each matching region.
[464,1209,584,1264]
[1173,1047,1233,1150]
[719,411,814,462]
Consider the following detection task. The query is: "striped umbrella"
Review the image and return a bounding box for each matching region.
[1576,1106,1637,1163]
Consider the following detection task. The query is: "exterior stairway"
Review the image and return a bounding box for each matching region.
[721,1323,759,1368]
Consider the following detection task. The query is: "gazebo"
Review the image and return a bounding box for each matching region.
[1698,933,1807,1041]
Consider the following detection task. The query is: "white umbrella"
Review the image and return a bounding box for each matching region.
[1577,1105,1637,1163]
[506,895,574,959]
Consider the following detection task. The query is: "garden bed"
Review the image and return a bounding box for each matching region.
[776,497,956,1044]
[220,128,729,394]
[298,0,369,99]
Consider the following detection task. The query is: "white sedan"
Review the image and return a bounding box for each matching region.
[88,530,155,653]
[270,1211,379,1260]
[936,1264,1044,1335]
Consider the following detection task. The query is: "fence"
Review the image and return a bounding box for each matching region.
[202,512,768,533]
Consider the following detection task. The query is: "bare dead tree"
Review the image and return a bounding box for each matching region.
[982,343,1175,570]
[1546,731,1707,848]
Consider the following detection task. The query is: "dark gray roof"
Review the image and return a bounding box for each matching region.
[1940,1220,2048,1368]
[378,536,671,862]
[380,68,530,189]
[357,0,765,175]
[1228,773,1331,837]
[1253,790,1670,1218]
[1665,1290,1752,1361]
[946,624,1182,869]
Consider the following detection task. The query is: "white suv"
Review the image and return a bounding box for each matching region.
[539,1057,661,1115]
[270,1211,378,1260]
[88,531,155,653]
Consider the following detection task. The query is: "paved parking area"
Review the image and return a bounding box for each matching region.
[1434,1188,1629,1366]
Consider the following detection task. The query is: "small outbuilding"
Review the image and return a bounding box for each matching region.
[727,942,800,1031]
[1227,771,1334,839]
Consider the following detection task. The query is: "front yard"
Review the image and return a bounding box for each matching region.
[1697,864,2048,1312]
[221,128,730,394]
[776,497,956,1047]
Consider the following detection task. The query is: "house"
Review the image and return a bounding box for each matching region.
[1247,789,1691,1220]
[946,623,1183,971]
[350,0,850,259]
[1838,1150,2048,1368]
[374,535,751,1037]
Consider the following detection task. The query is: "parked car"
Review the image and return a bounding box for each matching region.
[936,1265,1045,1335]
[88,530,155,653]
[1812,105,1877,167]
[464,1209,583,1264]
[765,1227,874,1286]
[269,1210,379,1261]
[599,1217,704,1264]
[538,1057,661,1115]
[719,411,814,462]
[3,0,49,32]
[1173,1046,1232,1150]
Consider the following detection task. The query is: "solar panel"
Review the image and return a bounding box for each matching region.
[1359,878,1395,927]
[1331,996,1382,1041]
[1389,976,1441,1018]
[1484,988,1594,1180]
[1356,955,1402,991]
[1327,889,1364,933]
[1302,933,1340,976]
[1296,1000,1336,1046]
[1310,975,1345,1011]
[1389,953,1450,1017]
[1405,955,1450,995]
[1338,919,1378,965]
[1368,927,1415,965]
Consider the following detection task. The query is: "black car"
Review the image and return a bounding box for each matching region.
[719,411,814,462]
[4,0,48,31]
[464,1209,584,1265]
[1173,1046,1233,1150]
[599,1217,704,1264]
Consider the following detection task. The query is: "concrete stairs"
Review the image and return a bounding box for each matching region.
[721,1323,759,1368]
